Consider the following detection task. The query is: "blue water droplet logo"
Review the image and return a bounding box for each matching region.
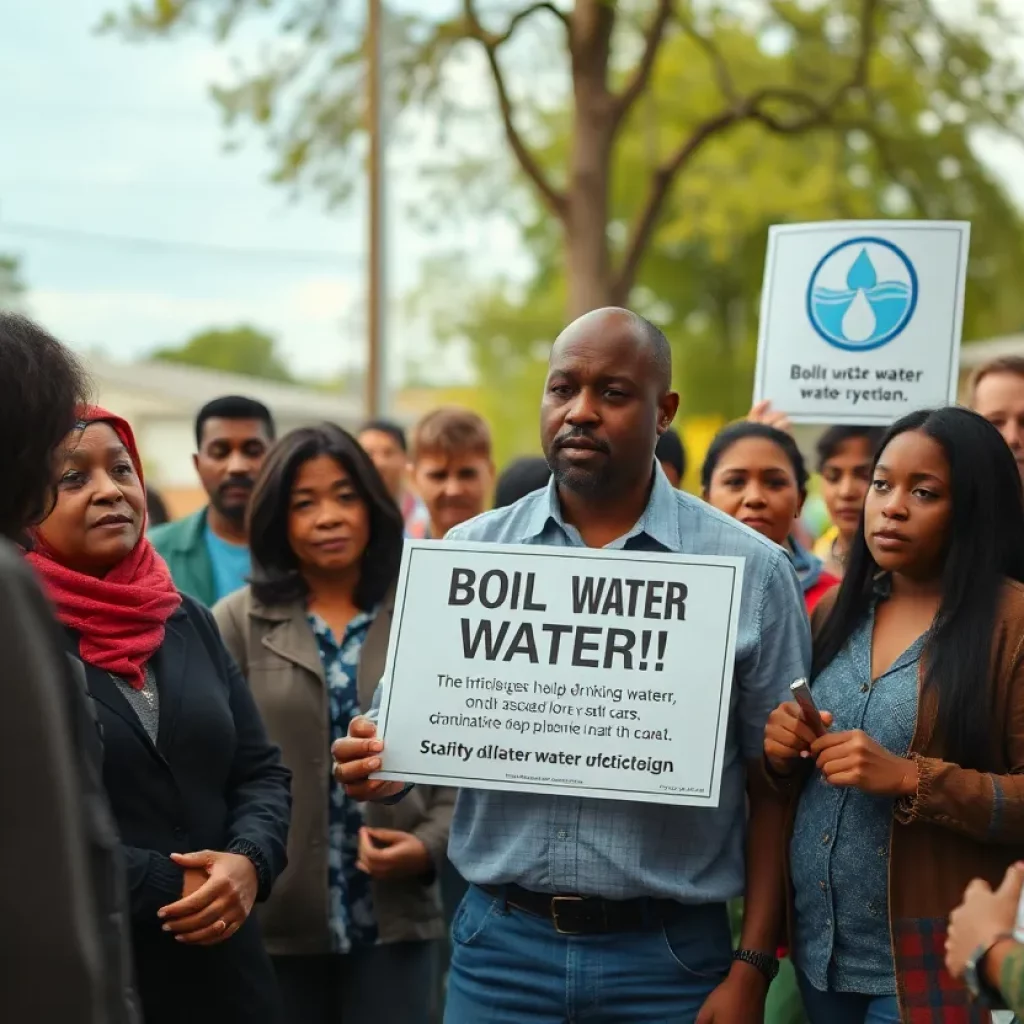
[846,248,878,291]
[806,237,918,352]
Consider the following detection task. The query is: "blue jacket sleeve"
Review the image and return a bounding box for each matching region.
[737,548,812,761]
[121,846,184,921]
[223,643,292,900]
[195,605,292,901]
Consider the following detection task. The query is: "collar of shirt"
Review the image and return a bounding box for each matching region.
[519,461,682,552]
[307,608,376,648]
[789,534,824,593]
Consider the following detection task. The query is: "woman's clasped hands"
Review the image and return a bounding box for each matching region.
[157,850,259,946]
[765,701,918,798]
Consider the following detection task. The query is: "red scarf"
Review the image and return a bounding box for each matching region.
[26,406,181,689]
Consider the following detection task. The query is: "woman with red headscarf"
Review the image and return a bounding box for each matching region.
[26,408,292,1024]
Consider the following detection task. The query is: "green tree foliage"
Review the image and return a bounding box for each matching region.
[105,0,1024,458]
[421,15,1024,435]
[103,0,1023,318]
[152,324,296,381]
[0,255,27,312]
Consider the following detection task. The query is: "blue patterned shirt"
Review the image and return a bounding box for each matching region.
[376,465,810,902]
[791,610,922,994]
[310,610,378,953]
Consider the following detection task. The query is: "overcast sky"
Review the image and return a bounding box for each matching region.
[3,0,1023,382]
[1,0,517,381]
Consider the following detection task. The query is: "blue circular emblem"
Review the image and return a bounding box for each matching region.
[805,236,919,352]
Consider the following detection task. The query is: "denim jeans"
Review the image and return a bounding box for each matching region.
[443,885,732,1024]
[796,970,900,1024]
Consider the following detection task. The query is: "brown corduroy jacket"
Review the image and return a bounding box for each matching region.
[215,585,455,955]
[778,580,1024,1023]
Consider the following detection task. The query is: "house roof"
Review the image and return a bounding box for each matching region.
[960,334,1024,370]
[83,355,396,425]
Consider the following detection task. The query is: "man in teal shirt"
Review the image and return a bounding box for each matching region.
[150,396,275,606]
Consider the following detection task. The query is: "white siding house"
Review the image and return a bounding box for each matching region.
[83,357,380,516]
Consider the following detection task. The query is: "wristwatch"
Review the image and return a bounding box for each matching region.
[733,948,780,982]
[963,933,1013,1008]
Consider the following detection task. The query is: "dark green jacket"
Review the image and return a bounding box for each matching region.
[149,508,216,608]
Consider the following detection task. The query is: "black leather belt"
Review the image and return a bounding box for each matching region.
[479,883,686,935]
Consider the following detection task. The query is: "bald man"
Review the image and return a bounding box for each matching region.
[336,309,810,1023]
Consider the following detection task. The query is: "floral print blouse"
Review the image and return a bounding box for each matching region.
[309,609,379,954]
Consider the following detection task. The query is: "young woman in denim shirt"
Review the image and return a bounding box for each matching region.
[766,407,1024,1023]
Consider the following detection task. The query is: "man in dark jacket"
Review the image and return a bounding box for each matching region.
[0,312,139,1024]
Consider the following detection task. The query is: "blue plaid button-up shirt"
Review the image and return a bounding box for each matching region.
[378,465,810,902]
[311,610,379,953]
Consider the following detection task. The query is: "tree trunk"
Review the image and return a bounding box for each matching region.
[565,124,615,317]
[565,0,616,319]
[714,286,745,417]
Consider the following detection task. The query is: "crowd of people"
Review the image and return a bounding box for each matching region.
[5,305,1024,1024]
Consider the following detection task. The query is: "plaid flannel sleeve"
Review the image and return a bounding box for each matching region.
[893,916,991,1023]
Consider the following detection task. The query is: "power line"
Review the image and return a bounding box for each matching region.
[3,101,206,121]
[0,219,364,267]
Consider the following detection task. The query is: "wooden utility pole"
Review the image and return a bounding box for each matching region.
[365,0,386,418]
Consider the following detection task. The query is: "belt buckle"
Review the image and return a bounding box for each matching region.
[551,895,585,935]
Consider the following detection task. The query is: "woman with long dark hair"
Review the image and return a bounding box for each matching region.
[764,406,1024,1022]
[703,421,839,612]
[214,423,453,1024]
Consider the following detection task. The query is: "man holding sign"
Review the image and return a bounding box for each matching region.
[335,308,810,1023]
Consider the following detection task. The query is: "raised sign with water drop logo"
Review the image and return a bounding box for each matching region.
[753,220,970,426]
[807,238,918,351]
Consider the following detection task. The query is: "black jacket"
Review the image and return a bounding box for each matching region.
[68,594,292,1024]
[0,541,139,1024]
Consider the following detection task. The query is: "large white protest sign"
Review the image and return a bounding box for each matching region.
[372,541,744,808]
[753,220,970,425]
